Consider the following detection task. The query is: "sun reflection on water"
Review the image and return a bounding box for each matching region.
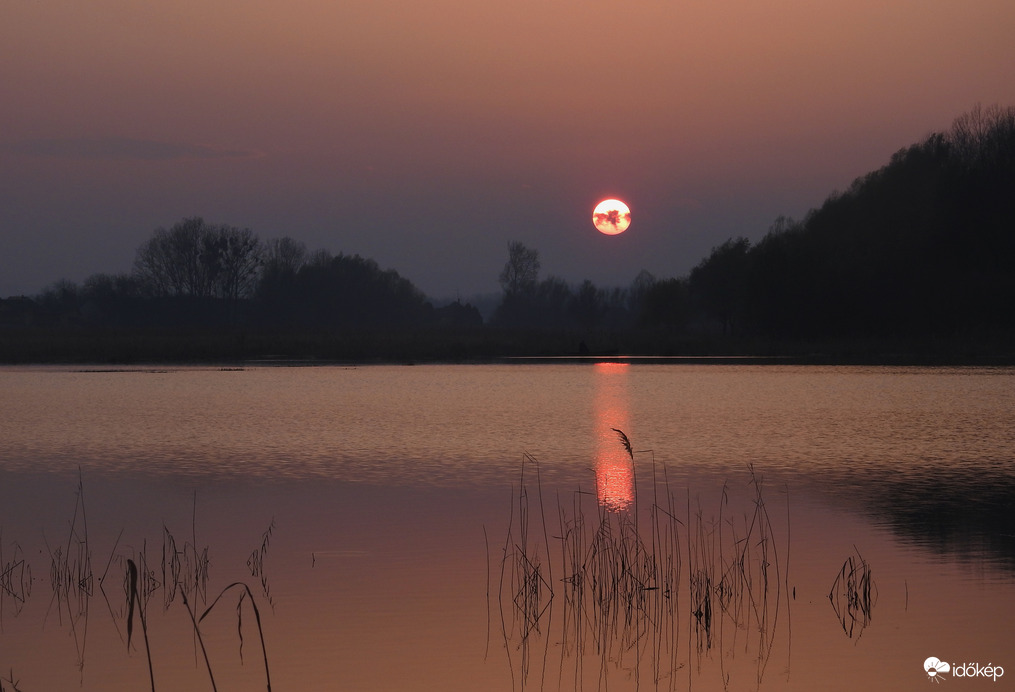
[593,362,635,511]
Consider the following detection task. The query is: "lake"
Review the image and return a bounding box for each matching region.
[1,363,1013,691]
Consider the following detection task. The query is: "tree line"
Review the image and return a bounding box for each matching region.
[2,220,481,330]
[488,240,689,334]
[484,104,1015,343]
[687,103,1015,340]
[0,220,690,337]
[1,104,1012,359]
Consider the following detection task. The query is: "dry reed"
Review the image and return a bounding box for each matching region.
[2,474,275,692]
[498,433,789,691]
[828,547,876,640]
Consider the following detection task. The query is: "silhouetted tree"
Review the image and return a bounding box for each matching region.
[0,296,36,327]
[134,218,212,298]
[949,103,1015,172]
[627,270,656,315]
[493,241,542,326]
[262,237,308,276]
[80,273,145,325]
[743,217,812,337]
[133,217,262,300]
[690,237,751,335]
[533,276,573,327]
[637,277,690,330]
[278,252,432,327]
[38,279,80,312]
[600,286,632,330]
[499,241,540,296]
[434,300,483,327]
[570,279,606,332]
[214,226,262,302]
[256,237,308,323]
[733,103,1015,340]
[36,279,81,325]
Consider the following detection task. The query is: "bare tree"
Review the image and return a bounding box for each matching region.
[498,241,540,298]
[133,218,262,300]
[950,103,1015,170]
[134,217,210,297]
[263,237,308,275]
[214,226,262,301]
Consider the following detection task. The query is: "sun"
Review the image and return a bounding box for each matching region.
[592,199,631,235]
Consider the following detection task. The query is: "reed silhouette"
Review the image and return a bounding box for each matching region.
[828,547,877,640]
[496,436,791,691]
[3,475,276,691]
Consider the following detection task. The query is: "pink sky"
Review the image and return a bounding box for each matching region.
[2,0,1013,298]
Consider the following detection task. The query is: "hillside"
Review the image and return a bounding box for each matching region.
[690,104,1015,343]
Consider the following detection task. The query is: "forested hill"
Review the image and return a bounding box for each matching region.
[691,104,1015,341]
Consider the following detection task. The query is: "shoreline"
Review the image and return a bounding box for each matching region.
[2,325,1013,367]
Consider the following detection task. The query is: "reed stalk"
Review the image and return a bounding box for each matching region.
[126,558,156,692]
[199,582,273,692]
[499,433,790,691]
[828,546,876,640]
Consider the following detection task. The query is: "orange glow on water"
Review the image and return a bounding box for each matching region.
[593,362,634,511]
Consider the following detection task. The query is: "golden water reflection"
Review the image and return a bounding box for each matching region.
[593,362,635,511]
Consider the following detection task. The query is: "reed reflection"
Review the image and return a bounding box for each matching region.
[593,362,634,511]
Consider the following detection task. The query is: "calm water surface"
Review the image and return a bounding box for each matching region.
[1,364,1013,691]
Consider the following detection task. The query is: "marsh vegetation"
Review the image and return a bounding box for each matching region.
[1,472,275,692]
[496,435,798,691]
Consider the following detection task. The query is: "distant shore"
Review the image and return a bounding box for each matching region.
[2,325,1012,366]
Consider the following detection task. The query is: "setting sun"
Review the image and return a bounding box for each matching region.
[592,199,631,235]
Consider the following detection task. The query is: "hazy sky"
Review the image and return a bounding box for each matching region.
[2,0,1013,299]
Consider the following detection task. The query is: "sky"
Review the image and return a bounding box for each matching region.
[2,0,1013,301]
